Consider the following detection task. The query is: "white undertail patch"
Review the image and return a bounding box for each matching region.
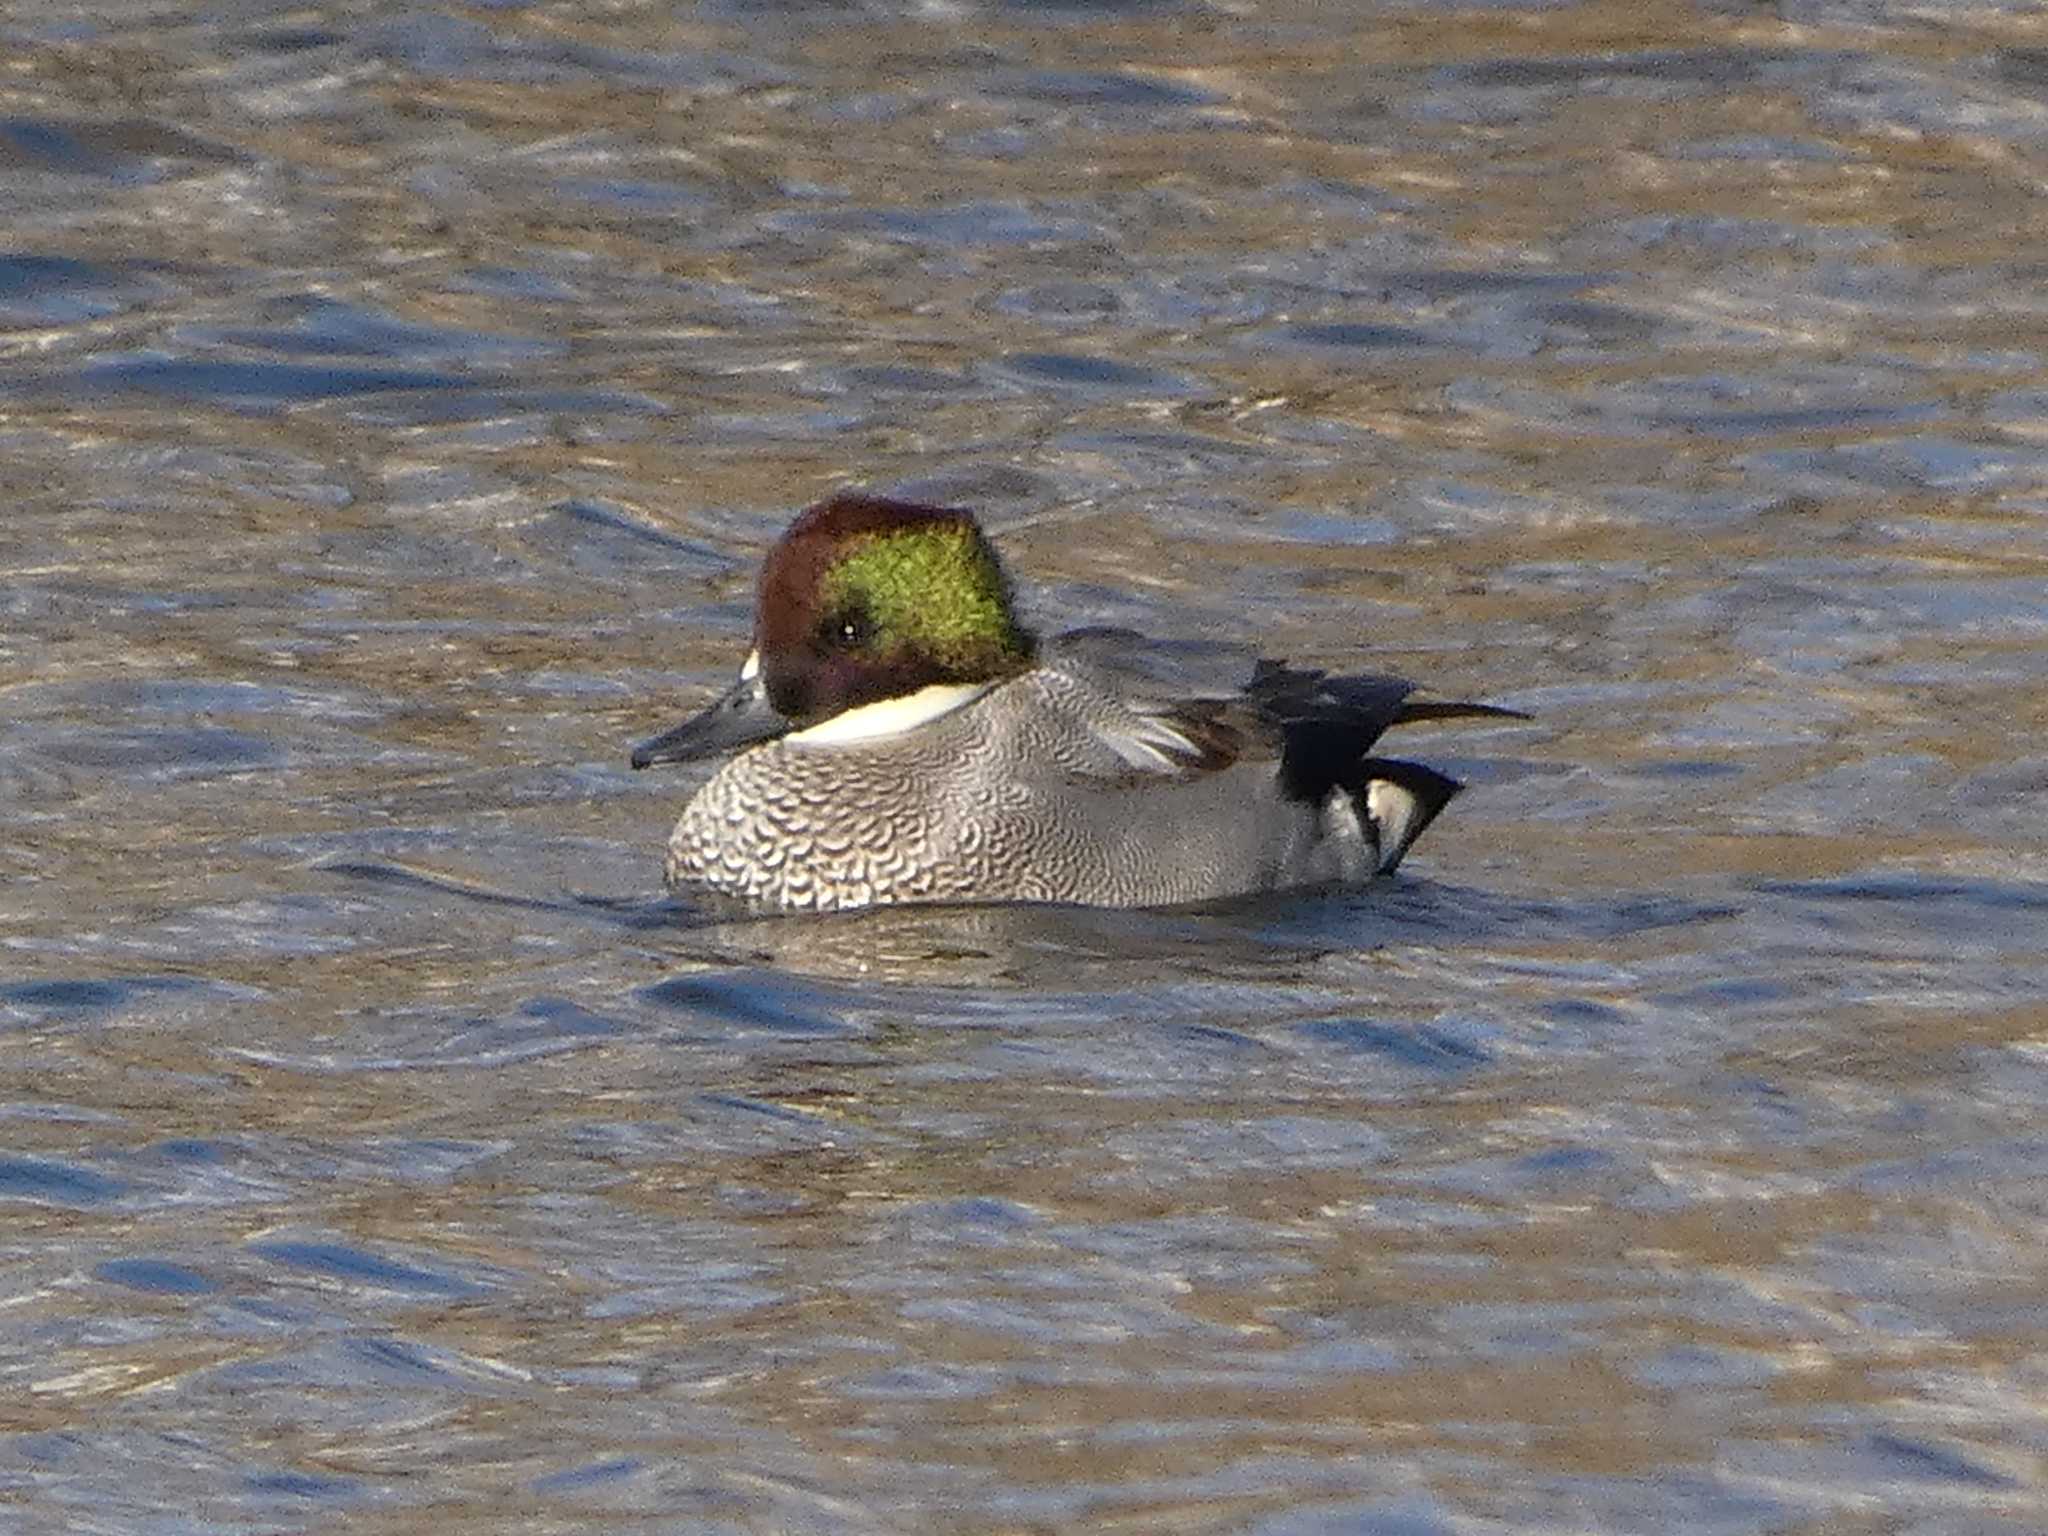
[1365,777,1427,874]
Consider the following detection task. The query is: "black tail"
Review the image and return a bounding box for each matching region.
[1265,672,1520,870]
[1395,700,1531,727]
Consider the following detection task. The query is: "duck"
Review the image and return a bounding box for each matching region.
[630,492,1521,911]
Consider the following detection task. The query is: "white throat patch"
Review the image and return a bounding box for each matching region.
[787,682,994,745]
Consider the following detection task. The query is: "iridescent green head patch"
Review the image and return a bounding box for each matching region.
[820,521,1031,673]
[755,494,1037,720]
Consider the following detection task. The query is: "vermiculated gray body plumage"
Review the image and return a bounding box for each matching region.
[666,634,1437,912]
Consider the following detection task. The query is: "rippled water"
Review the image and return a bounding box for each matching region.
[5,1,2048,1531]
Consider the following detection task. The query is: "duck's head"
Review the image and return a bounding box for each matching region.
[630,493,1037,768]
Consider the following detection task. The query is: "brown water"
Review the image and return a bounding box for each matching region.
[5,1,2048,1531]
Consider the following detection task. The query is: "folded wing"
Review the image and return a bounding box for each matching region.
[1043,626,1519,778]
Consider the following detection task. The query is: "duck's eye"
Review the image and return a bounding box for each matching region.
[820,606,874,650]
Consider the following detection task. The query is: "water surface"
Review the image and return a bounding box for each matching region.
[4,1,2047,1531]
